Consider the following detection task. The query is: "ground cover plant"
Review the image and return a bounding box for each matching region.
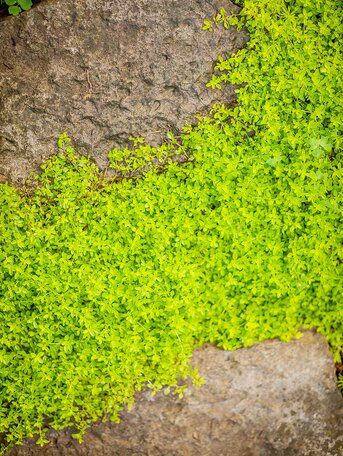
[0,0,32,16]
[0,0,342,452]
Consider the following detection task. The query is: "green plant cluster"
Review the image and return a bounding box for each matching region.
[108,134,184,177]
[0,0,342,451]
[1,0,32,16]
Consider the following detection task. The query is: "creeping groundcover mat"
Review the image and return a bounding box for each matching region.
[0,0,342,453]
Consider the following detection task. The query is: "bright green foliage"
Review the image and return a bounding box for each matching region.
[0,0,342,452]
[338,374,343,391]
[2,0,32,16]
[108,135,182,176]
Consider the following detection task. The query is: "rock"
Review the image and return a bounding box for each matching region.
[8,331,343,455]
[0,0,247,183]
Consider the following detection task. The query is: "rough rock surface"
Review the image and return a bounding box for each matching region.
[8,331,343,456]
[0,0,247,182]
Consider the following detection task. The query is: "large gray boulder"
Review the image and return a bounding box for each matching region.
[0,0,247,182]
[8,332,343,455]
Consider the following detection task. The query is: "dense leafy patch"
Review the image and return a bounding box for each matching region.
[0,0,342,452]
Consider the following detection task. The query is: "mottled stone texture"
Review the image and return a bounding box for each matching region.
[0,0,247,182]
[8,332,343,456]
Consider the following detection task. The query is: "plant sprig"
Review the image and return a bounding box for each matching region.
[2,0,32,16]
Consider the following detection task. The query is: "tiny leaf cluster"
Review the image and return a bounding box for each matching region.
[1,0,32,16]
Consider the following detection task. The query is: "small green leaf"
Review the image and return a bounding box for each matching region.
[18,0,32,11]
[202,19,213,32]
[8,5,22,15]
